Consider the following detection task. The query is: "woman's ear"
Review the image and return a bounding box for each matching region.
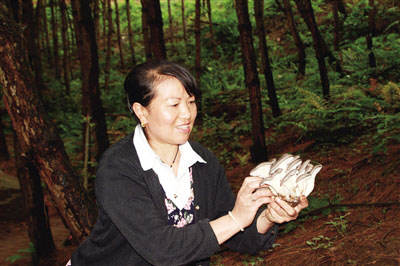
[132,103,148,125]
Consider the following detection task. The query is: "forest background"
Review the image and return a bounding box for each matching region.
[0,0,399,265]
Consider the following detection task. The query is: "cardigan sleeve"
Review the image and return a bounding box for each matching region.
[94,151,220,266]
[199,146,278,254]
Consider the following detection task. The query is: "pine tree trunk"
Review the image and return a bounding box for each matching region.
[93,0,100,42]
[167,0,174,42]
[104,0,113,89]
[294,0,330,99]
[194,0,201,86]
[49,0,60,79]
[206,0,217,58]
[125,0,137,65]
[254,0,281,117]
[140,0,167,59]
[0,15,94,242]
[181,0,187,50]
[71,0,109,161]
[42,0,53,68]
[282,0,306,77]
[367,0,377,69]
[60,0,71,94]
[234,0,268,163]
[332,0,341,51]
[0,112,9,161]
[13,132,55,264]
[102,0,107,40]
[114,0,125,69]
[141,1,152,60]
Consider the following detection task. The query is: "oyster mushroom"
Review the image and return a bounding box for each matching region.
[250,153,322,206]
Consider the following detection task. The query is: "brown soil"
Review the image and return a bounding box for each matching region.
[0,134,399,265]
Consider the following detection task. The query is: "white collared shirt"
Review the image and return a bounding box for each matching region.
[133,125,206,210]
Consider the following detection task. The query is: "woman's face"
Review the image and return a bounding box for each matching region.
[141,77,197,147]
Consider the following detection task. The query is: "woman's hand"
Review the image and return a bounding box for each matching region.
[264,196,308,224]
[231,177,274,229]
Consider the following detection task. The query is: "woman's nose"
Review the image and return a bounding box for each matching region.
[180,103,191,118]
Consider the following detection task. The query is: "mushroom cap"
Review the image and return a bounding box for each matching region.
[250,153,322,204]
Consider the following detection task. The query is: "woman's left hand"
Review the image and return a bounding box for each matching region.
[264,196,308,224]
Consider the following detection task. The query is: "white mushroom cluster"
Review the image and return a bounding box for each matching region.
[250,153,322,206]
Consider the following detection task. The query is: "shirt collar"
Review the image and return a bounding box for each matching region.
[133,125,206,171]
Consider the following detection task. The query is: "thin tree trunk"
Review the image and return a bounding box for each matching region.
[60,0,71,94]
[104,0,113,89]
[0,112,9,161]
[254,0,281,117]
[49,0,60,79]
[194,0,201,86]
[140,0,167,59]
[71,0,109,161]
[114,0,125,69]
[13,132,55,264]
[181,0,187,50]
[42,1,53,69]
[281,0,306,77]
[234,0,268,163]
[194,0,202,120]
[332,0,341,51]
[125,0,137,65]
[167,0,174,42]
[21,0,46,100]
[0,15,94,243]
[206,0,217,58]
[102,0,107,40]
[367,0,377,69]
[93,0,100,42]
[294,0,330,100]
[141,1,152,60]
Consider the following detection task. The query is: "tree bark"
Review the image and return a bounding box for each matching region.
[195,0,201,86]
[254,0,281,117]
[141,0,152,60]
[140,0,167,59]
[294,0,330,100]
[0,112,9,161]
[104,0,113,89]
[234,0,268,163]
[206,0,217,58]
[13,132,55,264]
[41,0,53,68]
[93,0,100,42]
[281,0,306,77]
[367,0,377,69]
[0,14,94,243]
[114,0,125,69]
[125,0,137,65]
[49,0,60,79]
[181,0,187,50]
[59,0,71,94]
[71,0,109,161]
[167,0,174,42]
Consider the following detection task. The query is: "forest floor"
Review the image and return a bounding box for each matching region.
[0,131,399,265]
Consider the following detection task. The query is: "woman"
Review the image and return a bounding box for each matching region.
[69,60,308,265]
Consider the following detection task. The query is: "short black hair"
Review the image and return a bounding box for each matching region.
[124,60,200,119]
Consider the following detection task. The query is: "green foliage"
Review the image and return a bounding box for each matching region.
[325,213,350,236]
[5,242,35,263]
[306,235,333,250]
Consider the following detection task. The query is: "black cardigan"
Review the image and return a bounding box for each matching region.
[71,133,278,266]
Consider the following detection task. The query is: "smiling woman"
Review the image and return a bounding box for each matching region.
[67,60,308,266]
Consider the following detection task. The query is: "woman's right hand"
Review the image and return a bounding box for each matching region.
[231,176,273,229]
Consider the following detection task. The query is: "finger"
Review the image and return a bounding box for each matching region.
[252,187,273,199]
[274,198,297,217]
[268,201,289,218]
[266,205,285,224]
[295,196,309,213]
[253,196,273,207]
[240,176,265,194]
